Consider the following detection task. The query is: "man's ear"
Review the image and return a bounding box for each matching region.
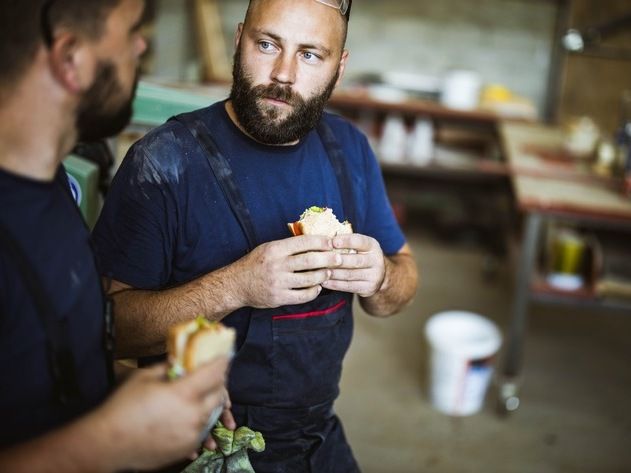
[234,22,244,50]
[334,49,349,88]
[47,31,94,94]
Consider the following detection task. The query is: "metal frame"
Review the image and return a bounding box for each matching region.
[496,210,631,413]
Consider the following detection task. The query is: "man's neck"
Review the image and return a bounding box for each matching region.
[0,61,76,182]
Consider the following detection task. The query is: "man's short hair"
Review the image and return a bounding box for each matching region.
[0,0,122,87]
[245,0,352,46]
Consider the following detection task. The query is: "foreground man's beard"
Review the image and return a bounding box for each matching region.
[76,61,138,142]
[230,47,339,145]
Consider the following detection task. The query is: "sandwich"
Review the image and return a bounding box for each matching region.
[287,206,353,238]
[167,317,235,440]
[167,316,236,379]
[288,206,355,254]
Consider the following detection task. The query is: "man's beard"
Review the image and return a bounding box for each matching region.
[230,47,338,145]
[76,61,138,142]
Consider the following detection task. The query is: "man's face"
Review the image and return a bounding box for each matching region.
[230,0,348,145]
[76,60,138,142]
[77,0,146,141]
[230,45,338,145]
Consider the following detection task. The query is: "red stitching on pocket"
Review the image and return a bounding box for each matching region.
[272,299,347,321]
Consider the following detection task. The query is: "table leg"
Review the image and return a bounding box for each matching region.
[496,212,543,413]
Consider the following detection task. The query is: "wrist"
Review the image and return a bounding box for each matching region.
[203,264,246,315]
[68,408,124,473]
[97,409,129,471]
[376,256,390,294]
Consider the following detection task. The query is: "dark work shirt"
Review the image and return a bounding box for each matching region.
[92,102,406,347]
[0,166,110,447]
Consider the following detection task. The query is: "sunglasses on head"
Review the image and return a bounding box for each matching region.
[314,0,351,19]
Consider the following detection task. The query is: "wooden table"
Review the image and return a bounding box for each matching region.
[496,122,631,412]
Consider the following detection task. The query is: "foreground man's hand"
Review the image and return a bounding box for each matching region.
[96,358,229,471]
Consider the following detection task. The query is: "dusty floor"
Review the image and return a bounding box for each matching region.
[336,226,631,473]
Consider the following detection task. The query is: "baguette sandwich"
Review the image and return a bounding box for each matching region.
[167,316,236,379]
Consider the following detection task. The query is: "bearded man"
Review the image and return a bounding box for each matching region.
[93,1,418,471]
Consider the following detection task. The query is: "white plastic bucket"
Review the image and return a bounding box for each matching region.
[424,311,502,416]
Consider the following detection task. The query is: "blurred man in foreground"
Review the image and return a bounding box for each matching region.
[0,1,232,471]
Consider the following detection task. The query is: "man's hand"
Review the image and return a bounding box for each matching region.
[230,235,342,308]
[106,236,344,358]
[96,359,230,471]
[321,233,386,297]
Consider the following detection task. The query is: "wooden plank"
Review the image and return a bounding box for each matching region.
[193,0,231,83]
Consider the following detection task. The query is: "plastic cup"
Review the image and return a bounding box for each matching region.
[551,231,585,275]
[547,229,586,290]
[424,311,502,416]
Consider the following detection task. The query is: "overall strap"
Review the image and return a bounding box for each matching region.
[171,113,258,251]
[316,120,359,229]
[0,222,82,407]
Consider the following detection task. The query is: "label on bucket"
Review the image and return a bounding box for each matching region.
[458,359,493,414]
[429,354,495,416]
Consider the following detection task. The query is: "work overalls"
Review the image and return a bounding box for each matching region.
[175,112,362,473]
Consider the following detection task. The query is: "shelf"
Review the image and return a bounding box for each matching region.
[379,160,509,181]
[530,276,631,312]
[329,90,500,125]
[327,88,516,255]
[531,278,596,299]
[530,287,631,312]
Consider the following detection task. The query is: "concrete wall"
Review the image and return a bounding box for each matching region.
[152,0,199,81]
[152,0,559,115]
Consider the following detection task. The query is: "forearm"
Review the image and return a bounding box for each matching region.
[113,264,244,358]
[0,411,120,473]
[359,253,418,317]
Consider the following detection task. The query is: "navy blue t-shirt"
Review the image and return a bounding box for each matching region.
[92,101,405,343]
[0,167,110,447]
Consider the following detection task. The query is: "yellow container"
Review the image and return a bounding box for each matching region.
[551,231,585,275]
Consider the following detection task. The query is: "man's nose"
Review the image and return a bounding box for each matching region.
[271,52,297,85]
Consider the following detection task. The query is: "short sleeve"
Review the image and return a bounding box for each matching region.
[357,133,406,256]
[92,141,178,289]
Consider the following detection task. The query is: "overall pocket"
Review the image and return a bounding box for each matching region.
[271,292,354,407]
[227,307,274,405]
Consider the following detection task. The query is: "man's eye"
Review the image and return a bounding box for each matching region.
[302,51,320,64]
[259,41,274,52]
